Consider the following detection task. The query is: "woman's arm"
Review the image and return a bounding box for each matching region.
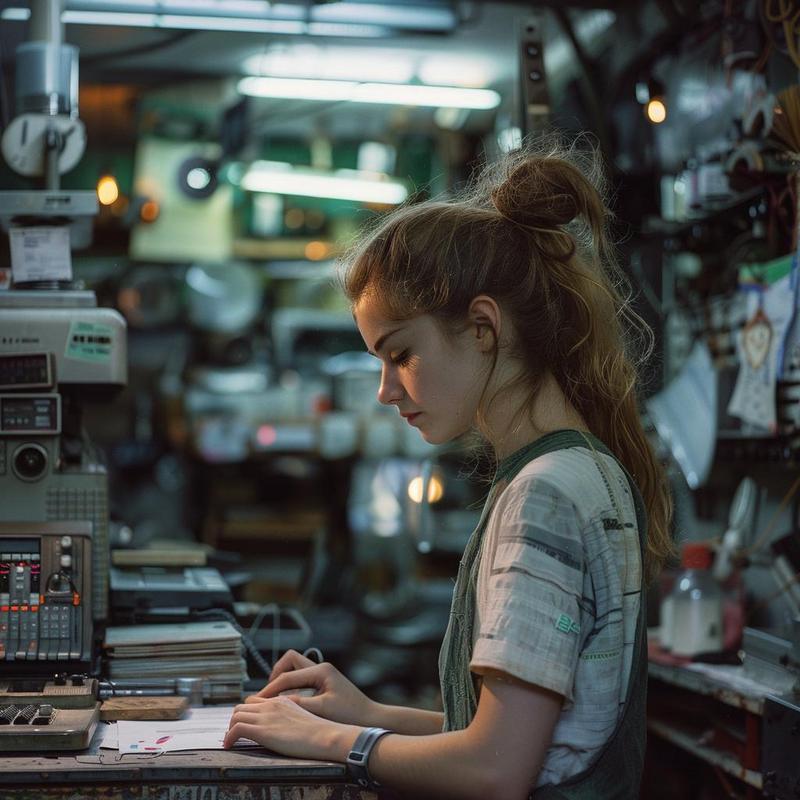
[227,668,562,800]
[365,702,443,735]
[365,670,562,799]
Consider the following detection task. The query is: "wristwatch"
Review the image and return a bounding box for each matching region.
[346,727,392,789]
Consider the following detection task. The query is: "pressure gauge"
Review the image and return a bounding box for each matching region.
[1,113,87,177]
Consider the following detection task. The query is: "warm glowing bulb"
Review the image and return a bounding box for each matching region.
[408,475,444,504]
[97,175,119,206]
[646,99,667,124]
[305,240,328,260]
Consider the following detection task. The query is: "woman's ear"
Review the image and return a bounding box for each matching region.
[468,295,501,352]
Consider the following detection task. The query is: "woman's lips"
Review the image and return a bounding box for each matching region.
[402,412,421,425]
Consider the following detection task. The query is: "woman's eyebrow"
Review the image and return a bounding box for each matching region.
[369,327,404,356]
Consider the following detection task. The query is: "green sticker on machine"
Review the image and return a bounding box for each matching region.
[66,321,114,362]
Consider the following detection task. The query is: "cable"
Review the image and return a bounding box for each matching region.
[745,473,800,555]
[193,608,272,678]
[746,567,800,621]
[195,607,324,678]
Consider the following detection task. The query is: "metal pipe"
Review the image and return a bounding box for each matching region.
[29,0,63,48]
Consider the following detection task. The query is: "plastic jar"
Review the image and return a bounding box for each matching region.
[670,543,723,658]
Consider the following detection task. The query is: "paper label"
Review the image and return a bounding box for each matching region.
[66,321,113,363]
[9,226,72,283]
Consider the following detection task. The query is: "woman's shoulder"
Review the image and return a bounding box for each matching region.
[503,446,625,520]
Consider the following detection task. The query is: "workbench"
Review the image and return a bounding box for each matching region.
[0,732,380,800]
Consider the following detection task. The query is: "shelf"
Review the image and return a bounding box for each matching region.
[647,718,763,790]
[648,661,765,715]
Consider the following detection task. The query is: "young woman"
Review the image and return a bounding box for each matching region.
[224,142,673,799]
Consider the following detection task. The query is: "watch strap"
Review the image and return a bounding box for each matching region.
[346,726,392,789]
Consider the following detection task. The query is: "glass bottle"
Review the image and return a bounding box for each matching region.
[670,542,723,657]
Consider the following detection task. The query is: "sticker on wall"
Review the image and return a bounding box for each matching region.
[65,321,114,363]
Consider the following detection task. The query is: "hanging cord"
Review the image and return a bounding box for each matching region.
[746,567,800,621]
[743,473,800,555]
[194,608,272,677]
[194,607,324,678]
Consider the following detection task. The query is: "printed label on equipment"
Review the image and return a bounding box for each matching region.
[66,322,114,363]
[8,227,72,283]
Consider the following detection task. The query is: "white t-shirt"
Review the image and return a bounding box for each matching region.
[470,446,642,788]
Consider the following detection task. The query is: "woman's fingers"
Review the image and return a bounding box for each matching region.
[259,665,321,698]
[223,720,264,749]
[268,649,315,683]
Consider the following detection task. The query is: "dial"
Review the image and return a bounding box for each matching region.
[1,113,87,177]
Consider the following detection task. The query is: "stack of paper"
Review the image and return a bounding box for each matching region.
[104,621,247,702]
[98,706,260,753]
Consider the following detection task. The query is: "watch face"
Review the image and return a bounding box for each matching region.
[1,114,87,177]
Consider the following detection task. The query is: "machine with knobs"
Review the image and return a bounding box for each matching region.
[0,0,127,689]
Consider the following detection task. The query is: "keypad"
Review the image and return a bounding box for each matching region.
[0,704,55,725]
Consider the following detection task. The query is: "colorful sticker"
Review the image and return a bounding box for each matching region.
[65,321,114,363]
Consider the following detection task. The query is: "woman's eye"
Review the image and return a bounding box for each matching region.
[391,350,411,366]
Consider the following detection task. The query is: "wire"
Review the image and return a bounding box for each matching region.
[746,567,800,621]
[745,473,800,554]
[765,0,796,22]
[193,608,272,678]
[196,606,323,678]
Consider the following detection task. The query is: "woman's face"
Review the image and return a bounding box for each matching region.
[354,293,490,444]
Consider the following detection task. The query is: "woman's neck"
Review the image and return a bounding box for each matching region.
[483,371,590,461]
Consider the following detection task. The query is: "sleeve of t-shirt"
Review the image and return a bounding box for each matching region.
[470,475,586,705]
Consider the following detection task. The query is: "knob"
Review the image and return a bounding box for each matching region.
[59,555,72,569]
[54,674,66,686]
[70,675,84,687]
[60,536,72,549]
[46,573,71,593]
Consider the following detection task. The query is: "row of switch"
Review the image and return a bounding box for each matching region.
[0,605,82,660]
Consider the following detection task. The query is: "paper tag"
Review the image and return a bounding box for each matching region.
[9,226,72,283]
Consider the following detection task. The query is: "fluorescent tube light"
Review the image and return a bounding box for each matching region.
[0,5,388,36]
[63,10,158,26]
[157,14,304,33]
[238,77,501,110]
[240,161,408,205]
[242,48,416,84]
[0,8,30,20]
[239,78,357,102]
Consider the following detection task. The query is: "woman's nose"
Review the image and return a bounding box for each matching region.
[377,363,402,405]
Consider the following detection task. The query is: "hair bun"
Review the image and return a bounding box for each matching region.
[490,157,593,229]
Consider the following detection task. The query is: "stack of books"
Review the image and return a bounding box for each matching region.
[103,621,246,702]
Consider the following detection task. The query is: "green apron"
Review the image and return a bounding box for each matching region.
[438,429,648,799]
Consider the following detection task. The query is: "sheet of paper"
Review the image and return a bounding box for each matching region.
[9,226,72,282]
[97,721,119,750]
[115,705,258,753]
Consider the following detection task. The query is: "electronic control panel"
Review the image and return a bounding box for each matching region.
[0,522,93,664]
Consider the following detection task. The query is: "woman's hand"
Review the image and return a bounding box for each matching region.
[223,695,360,761]
[252,649,377,727]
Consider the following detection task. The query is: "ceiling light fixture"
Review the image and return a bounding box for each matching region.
[237,77,501,110]
[1,0,457,36]
[239,161,408,205]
